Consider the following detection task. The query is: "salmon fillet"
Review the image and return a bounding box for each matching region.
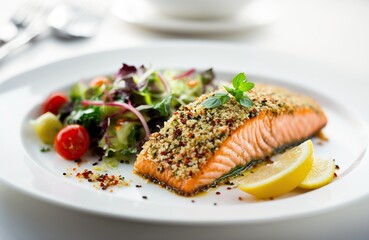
[134,84,327,196]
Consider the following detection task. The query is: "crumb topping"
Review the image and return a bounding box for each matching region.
[140,84,323,180]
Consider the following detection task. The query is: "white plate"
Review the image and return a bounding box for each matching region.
[0,42,368,224]
[112,0,275,34]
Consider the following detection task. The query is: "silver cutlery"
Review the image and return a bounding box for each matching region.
[0,0,55,45]
[47,3,104,39]
[0,0,106,62]
[0,21,18,45]
[11,0,55,28]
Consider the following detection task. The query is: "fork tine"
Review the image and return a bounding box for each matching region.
[12,0,56,28]
[22,2,44,27]
[11,0,35,27]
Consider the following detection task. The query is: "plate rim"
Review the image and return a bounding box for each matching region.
[1,42,369,225]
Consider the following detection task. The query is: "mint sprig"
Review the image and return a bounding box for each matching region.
[201,92,230,108]
[202,72,254,109]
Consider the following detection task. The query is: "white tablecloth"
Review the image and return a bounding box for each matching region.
[1,0,369,239]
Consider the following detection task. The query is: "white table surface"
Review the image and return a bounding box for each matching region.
[1,0,369,239]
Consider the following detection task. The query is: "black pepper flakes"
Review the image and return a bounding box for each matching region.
[224,181,234,185]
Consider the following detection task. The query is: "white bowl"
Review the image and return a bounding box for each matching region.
[144,0,253,20]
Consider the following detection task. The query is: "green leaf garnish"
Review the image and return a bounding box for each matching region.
[202,96,222,108]
[238,81,255,92]
[223,85,235,96]
[232,72,246,89]
[201,92,231,108]
[202,72,254,109]
[214,92,228,97]
[234,90,244,101]
[239,95,253,107]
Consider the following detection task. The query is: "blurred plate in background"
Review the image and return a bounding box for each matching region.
[112,0,275,35]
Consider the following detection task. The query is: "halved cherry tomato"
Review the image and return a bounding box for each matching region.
[89,76,111,87]
[54,125,90,160]
[42,92,68,115]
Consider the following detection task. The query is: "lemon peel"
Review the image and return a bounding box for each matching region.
[299,157,336,189]
[238,140,314,199]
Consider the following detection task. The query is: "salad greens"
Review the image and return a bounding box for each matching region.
[59,63,216,162]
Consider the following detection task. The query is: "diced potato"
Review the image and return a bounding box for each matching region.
[31,112,63,144]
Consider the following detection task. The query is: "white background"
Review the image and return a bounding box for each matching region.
[0,0,369,239]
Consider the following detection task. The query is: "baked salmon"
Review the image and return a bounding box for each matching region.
[134,84,327,196]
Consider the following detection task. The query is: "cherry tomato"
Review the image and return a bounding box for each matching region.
[54,125,90,160]
[89,76,111,87]
[42,92,68,115]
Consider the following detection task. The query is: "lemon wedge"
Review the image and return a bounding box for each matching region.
[298,157,336,189]
[238,140,314,199]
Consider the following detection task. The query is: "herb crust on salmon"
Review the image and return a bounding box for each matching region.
[134,84,327,196]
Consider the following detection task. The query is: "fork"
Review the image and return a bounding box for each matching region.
[0,1,106,62]
[0,8,49,61]
[0,21,18,45]
[0,0,55,44]
[47,2,105,39]
[11,0,55,28]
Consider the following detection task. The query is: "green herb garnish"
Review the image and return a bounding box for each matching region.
[40,146,50,152]
[201,92,230,109]
[202,72,254,109]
